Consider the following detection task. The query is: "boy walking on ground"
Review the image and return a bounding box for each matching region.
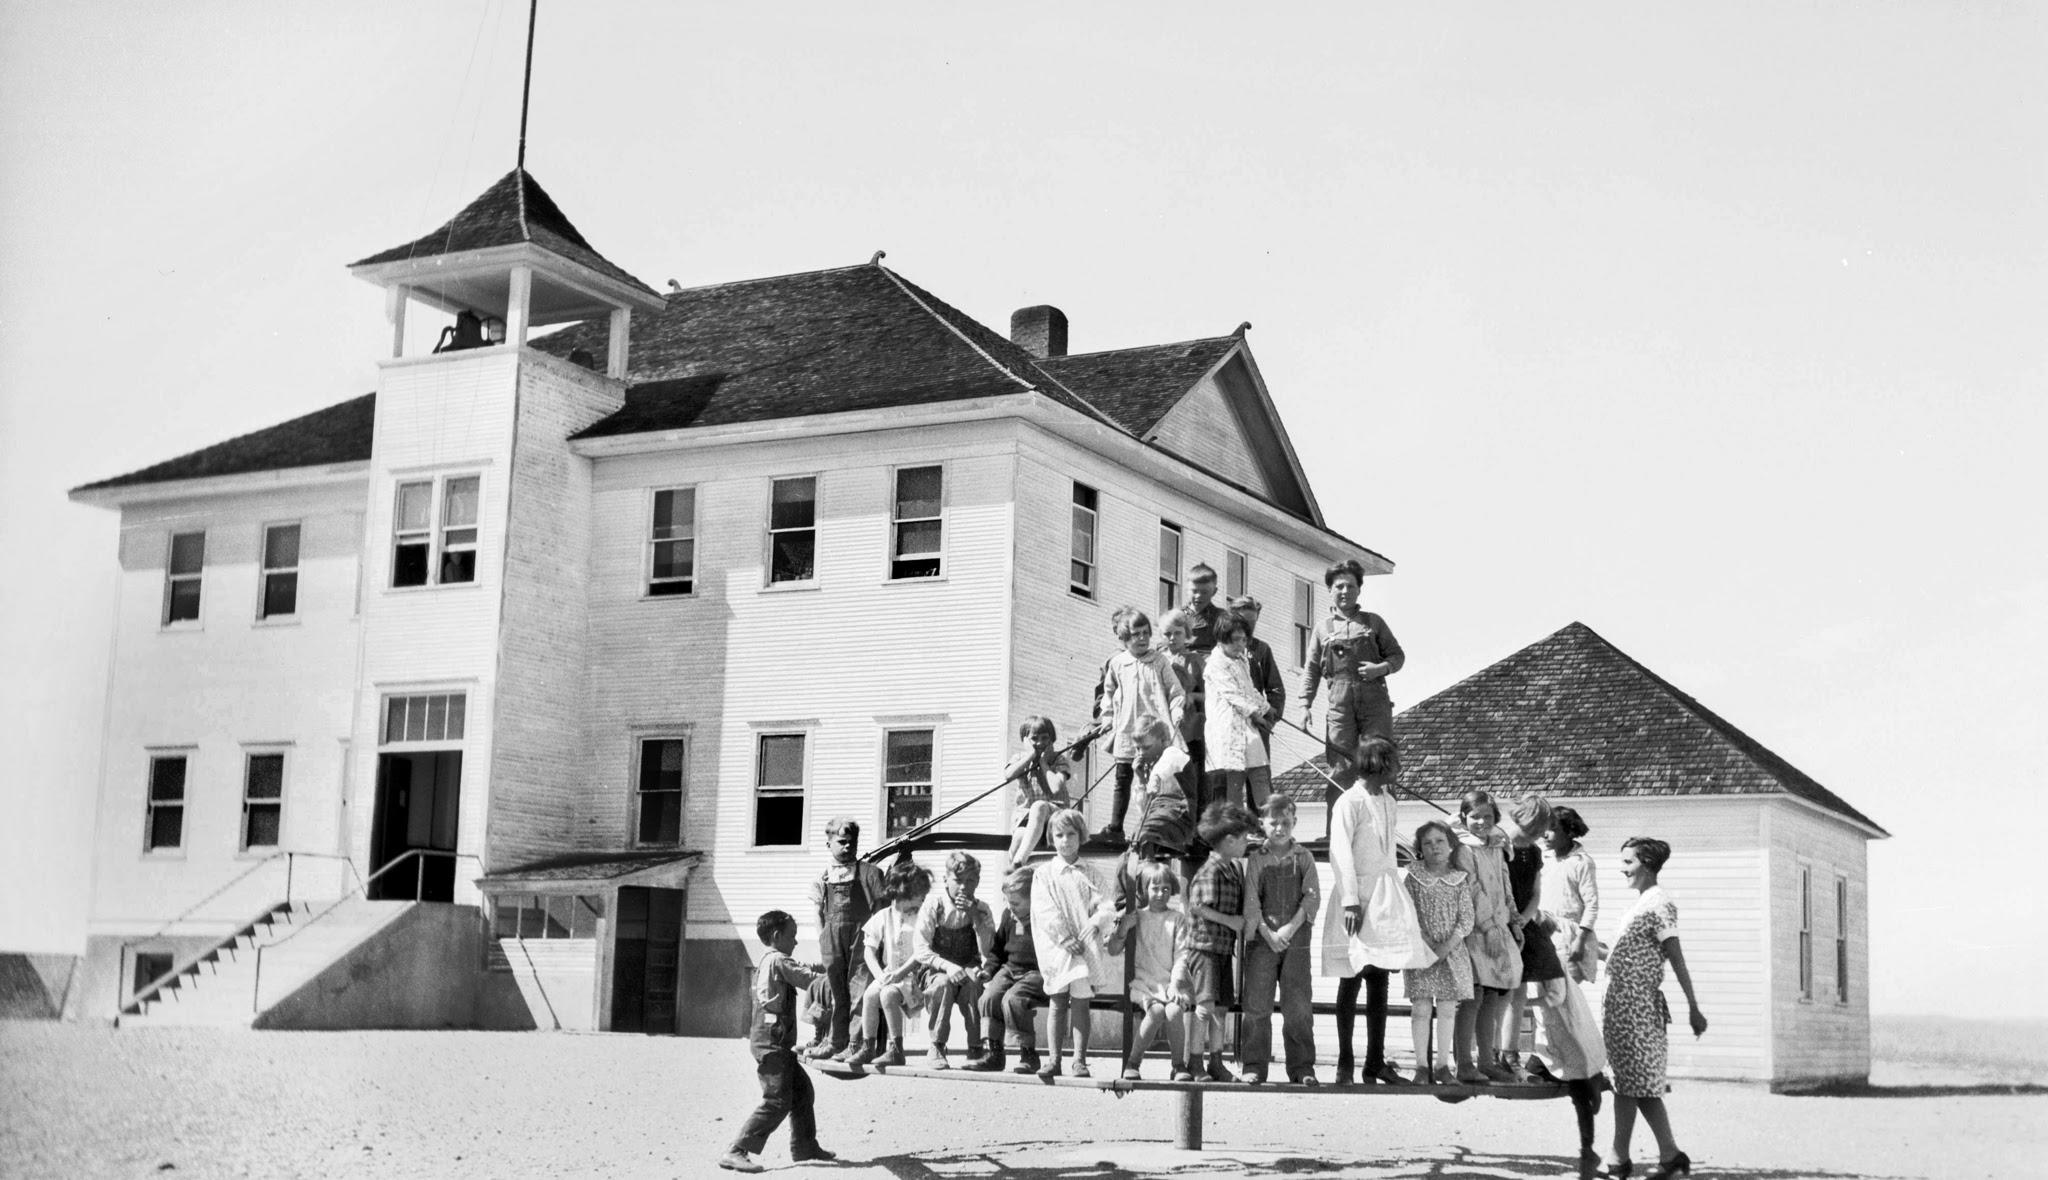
[721,910,838,1173]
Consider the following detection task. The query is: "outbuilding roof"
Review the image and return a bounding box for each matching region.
[1274,621,1886,836]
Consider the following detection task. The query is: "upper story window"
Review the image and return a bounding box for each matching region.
[635,737,686,845]
[163,531,205,625]
[883,729,935,837]
[768,477,818,585]
[1292,578,1315,667]
[145,753,188,852]
[1225,549,1248,599]
[1070,483,1098,599]
[392,475,480,588]
[647,488,696,597]
[260,523,301,619]
[241,751,285,850]
[1158,522,1182,614]
[890,466,944,580]
[753,733,807,846]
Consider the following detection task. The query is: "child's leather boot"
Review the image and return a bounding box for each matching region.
[878,1037,907,1067]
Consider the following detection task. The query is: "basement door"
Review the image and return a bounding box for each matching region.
[610,886,684,1034]
[369,751,462,901]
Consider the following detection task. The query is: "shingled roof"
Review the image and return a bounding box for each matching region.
[352,168,655,297]
[1274,622,1885,834]
[72,393,375,493]
[1039,334,1241,435]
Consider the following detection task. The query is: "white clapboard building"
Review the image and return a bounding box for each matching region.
[65,169,1382,1034]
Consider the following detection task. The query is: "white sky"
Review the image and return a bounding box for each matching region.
[2,2,2042,1017]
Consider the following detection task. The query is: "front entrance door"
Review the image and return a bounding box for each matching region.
[611,886,684,1034]
[370,750,462,901]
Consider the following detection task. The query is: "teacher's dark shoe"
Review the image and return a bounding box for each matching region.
[1593,1158,1632,1179]
[1644,1151,1691,1178]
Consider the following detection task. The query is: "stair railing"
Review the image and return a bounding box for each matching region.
[251,848,483,1014]
[117,849,358,1017]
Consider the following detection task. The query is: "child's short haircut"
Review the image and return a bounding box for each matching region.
[1216,612,1251,644]
[1458,789,1497,822]
[1323,559,1367,588]
[1114,608,1154,640]
[1225,594,1262,614]
[1197,800,1260,845]
[1505,793,1553,836]
[1132,713,1173,746]
[1002,865,1035,896]
[883,859,933,902]
[1414,819,1458,854]
[1135,859,1181,896]
[1190,562,1217,584]
[1260,792,1297,821]
[1018,715,1056,741]
[1158,607,1191,635]
[1356,735,1399,778]
[944,850,982,884]
[1048,808,1090,841]
[824,816,860,839]
[755,909,797,945]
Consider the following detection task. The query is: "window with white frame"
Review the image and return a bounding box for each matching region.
[1158,522,1182,614]
[1798,866,1814,1000]
[382,693,467,744]
[241,752,285,850]
[647,488,696,597]
[163,531,205,625]
[1070,483,1098,599]
[259,523,301,619]
[883,729,934,837]
[1292,578,1314,667]
[391,475,480,588]
[1835,877,1849,1004]
[753,733,807,846]
[636,737,686,845]
[890,466,944,580]
[1225,549,1248,599]
[768,477,818,585]
[145,753,188,852]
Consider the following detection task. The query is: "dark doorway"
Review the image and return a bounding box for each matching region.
[370,751,462,901]
[611,886,684,1034]
[132,952,174,1001]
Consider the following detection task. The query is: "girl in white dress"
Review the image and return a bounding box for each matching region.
[1030,808,1117,1078]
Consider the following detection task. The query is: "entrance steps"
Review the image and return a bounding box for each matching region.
[118,899,413,1028]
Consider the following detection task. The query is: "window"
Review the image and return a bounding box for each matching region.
[382,693,467,744]
[647,488,696,597]
[259,524,300,619]
[883,729,934,837]
[145,754,188,851]
[1835,877,1850,1004]
[1798,866,1814,1000]
[1157,522,1182,614]
[491,893,603,940]
[1293,578,1315,667]
[636,738,686,845]
[163,531,205,625]
[890,466,944,580]
[768,477,817,585]
[1070,483,1098,598]
[391,475,480,588]
[1225,549,1247,599]
[753,733,807,845]
[241,752,284,850]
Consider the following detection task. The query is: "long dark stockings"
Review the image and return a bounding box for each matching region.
[1566,1078,1601,1150]
[1332,966,1388,1072]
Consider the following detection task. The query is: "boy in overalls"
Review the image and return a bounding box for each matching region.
[808,816,886,1060]
[1299,558,1405,810]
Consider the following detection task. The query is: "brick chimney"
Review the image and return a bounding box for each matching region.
[1009,305,1068,359]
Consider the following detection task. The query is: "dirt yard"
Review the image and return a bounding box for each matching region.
[1,1023,2039,1179]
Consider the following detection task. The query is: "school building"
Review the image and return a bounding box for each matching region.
[61,168,1381,1035]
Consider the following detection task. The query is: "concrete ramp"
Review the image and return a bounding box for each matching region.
[255,902,485,1030]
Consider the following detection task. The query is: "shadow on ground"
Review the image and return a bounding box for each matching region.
[1786,1082,2048,1099]
[867,1141,1903,1179]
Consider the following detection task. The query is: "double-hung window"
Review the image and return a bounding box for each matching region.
[636,738,686,845]
[1070,483,1098,599]
[753,733,807,845]
[392,475,480,588]
[163,531,205,625]
[241,751,285,850]
[1798,866,1814,1000]
[1835,877,1850,1004]
[1292,578,1315,667]
[883,729,935,836]
[889,466,943,580]
[260,523,301,619]
[1158,522,1182,614]
[768,477,818,585]
[647,488,696,597]
[145,754,189,852]
[1225,549,1248,599]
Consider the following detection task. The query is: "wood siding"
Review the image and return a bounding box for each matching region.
[1148,369,1269,496]
[1766,800,1873,1084]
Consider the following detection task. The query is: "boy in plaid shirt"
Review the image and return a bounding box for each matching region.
[1180,800,1261,1082]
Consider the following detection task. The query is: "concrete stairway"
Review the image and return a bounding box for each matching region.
[119,899,413,1028]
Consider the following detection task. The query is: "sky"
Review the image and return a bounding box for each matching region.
[2,2,2043,1017]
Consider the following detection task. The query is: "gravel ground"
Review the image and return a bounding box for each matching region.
[2,1023,2040,1179]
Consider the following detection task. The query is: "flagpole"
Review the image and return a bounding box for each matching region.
[516,0,539,170]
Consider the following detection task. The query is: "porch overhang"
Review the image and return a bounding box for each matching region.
[476,850,703,895]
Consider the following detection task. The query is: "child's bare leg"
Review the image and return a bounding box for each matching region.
[1164,1001,1187,1070]
[1434,1003,1457,1076]
[1504,982,1529,1061]
[1018,802,1055,867]
[1069,995,1092,1068]
[861,984,883,1042]
[1453,997,1479,1073]
[1129,1002,1165,1072]
[1186,1003,1207,1063]
[1409,1001,1435,1078]
[1040,993,1070,1077]
[1477,989,1510,1078]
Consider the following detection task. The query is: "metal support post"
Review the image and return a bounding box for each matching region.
[1176,1089,1203,1151]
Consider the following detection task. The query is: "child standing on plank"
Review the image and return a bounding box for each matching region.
[967,866,1046,1074]
[916,851,996,1069]
[1002,716,1074,869]
[1182,801,1261,1083]
[1118,860,1192,1080]
[1299,559,1405,803]
[1223,596,1289,810]
[1202,611,1271,811]
[1323,736,1431,1085]
[845,860,933,1068]
[1241,793,1321,1085]
[1454,790,1522,1084]
[1031,808,1117,1078]
[719,910,836,1174]
[1159,608,1207,806]
[1404,820,1475,1084]
[1095,608,1184,847]
[811,817,887,1060]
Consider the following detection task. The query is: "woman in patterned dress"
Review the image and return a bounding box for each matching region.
[1599,837,1707,1179]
